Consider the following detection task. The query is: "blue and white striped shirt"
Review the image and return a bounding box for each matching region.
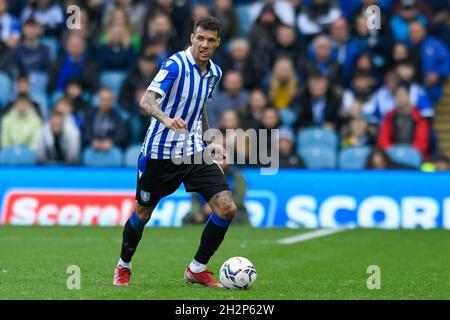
[142,47,222,159]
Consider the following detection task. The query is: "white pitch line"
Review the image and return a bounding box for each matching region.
[277,228,347,245]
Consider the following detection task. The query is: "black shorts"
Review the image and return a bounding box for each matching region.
[135,152,230,207]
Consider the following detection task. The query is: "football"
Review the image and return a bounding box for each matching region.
[219,257,257,290]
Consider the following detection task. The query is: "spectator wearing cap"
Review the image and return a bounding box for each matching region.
[378,85,429,160]
[20,0,63,37]
[293,73,341,131]
[0,0,21,48]
[390,0,428,43]
[408,21,450,103]
[1,93,42,151]
[119,54,158,113]
[278,127,304,168]
[48,34,99,94]
[13,19,50,76]
[36,109,81,165]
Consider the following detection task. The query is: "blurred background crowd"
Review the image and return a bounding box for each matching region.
[0,0,449,171]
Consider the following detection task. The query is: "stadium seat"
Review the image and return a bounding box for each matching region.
[236,3,254,36]
[299,146,337,169]
[41,36,60,63]
[100,71,127,96]
[28,71,49,95]
[297,128,339,154]
[82,147,124,167]
[279,108,297,127]
[387,144,423,169]
[0,146,37,166]
[0,71,13,107]
[30,92,49,118]
[338,146,372,170]
[51,91,64,105]
[124,144,142,168]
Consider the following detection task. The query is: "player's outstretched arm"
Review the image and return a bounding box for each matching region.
[140,90,186,131]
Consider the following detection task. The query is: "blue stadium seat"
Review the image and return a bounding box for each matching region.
[41,36,60,63]
[0,72,13,108]
[338,146,372,170]
[297,128,339,154]
[124,144,142,168]
[100,71,127,96]
[387,144,423,169]
[236,3,254,36]
[82,147,124,167]
[30,92,49,118]
[299,146,337,169]
[51,91,64,105]
[0,146,37,166]
[279,108,297,127]
[28,71,49,95]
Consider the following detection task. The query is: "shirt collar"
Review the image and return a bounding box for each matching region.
[185,46,213,75]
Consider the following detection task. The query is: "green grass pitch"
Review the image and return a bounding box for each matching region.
[0,225,449,299]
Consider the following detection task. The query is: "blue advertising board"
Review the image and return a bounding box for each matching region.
[1,167,449,229]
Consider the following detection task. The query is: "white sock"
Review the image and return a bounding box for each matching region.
[189,259,206,273]
[118,258,131,269]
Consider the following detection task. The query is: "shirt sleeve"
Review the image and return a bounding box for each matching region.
[147,58,179,101]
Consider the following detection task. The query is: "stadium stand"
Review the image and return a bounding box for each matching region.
[0,0,448,170]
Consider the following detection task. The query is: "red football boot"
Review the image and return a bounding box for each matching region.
[184,266,222,288]
[113,266,131,286]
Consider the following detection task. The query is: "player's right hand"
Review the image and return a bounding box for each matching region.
[163,117,187,131]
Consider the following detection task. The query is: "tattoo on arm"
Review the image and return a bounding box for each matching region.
[140,90,168,123]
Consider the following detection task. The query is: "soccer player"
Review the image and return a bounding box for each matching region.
[113,16,236,288]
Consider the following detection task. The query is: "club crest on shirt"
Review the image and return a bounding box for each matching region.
[209,75,219,89]
[140,190,151,203]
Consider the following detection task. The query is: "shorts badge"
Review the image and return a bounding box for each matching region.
[140,190,151,203]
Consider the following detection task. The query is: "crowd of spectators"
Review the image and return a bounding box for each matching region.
[0,0,449,170]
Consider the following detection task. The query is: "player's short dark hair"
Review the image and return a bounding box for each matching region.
[193,16,221,37]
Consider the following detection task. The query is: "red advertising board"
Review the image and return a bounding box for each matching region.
[1,190,135,226]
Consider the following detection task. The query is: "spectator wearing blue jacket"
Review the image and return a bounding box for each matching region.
[408,21,450,103]
[390,0,427,43]
[330,17,362,87]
